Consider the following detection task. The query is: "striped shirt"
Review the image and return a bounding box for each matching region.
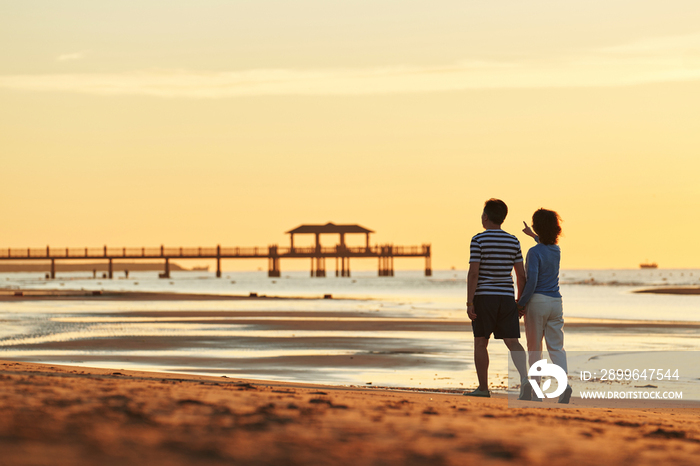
[469,229,523,297]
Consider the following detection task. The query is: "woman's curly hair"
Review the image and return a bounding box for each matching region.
[532,209,562,245]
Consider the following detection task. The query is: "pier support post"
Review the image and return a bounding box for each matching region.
[312,256,326,277]
[160,258,170,279]
[390,246,394,276]
[108,258,113,279]
[424,245,432,277]
[378,246,393,276]
[50,258,55,279]
[268,256,281,277]
[268,245,281,277]
[216,244,222,278]
[318,257,326,277]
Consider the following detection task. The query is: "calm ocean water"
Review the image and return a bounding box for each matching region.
[1,269,699,392]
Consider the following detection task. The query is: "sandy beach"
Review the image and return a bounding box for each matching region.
[1,361,699,465]
[2,282,700,464]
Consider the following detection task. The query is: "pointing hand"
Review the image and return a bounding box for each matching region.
[522,221,536,238]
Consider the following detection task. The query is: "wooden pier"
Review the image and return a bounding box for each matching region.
[0,223,431,279]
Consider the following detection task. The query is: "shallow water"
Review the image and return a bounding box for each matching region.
[1,269,699,391]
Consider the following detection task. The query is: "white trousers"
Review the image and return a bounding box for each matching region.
[524,293,567,374]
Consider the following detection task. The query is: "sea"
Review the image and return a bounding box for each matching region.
[1,269,699,397]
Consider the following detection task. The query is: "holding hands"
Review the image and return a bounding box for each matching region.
[517,303,527,318]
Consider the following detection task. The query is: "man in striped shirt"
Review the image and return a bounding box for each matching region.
[465,198,529,398]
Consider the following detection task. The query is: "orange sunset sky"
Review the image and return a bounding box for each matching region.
[2,1,700,270]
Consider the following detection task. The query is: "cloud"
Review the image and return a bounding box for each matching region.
[4,34,700,98]
[56,51,87,62]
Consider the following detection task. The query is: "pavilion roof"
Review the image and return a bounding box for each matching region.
[286,223,374,235]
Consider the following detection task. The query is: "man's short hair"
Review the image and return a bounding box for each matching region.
[483,198,508,225]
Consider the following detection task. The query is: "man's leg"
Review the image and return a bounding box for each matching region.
[503,338,528,382]
[474,336,489,391]
[498,296,528,382]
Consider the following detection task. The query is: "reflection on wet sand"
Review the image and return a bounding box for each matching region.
[2,297,700,391]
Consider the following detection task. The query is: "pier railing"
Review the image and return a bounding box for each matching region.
[0,243,432,278]
[0,245,430,259]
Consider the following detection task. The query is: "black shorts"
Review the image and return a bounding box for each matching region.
[471,295,520,339]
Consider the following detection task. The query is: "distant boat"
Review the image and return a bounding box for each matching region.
[640,262,658,269]
[191,266,210,271]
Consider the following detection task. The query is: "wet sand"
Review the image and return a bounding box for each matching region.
[3,289,700,390]
[635,287,700,295]
[1,361,699,466]
[0,289,308,301]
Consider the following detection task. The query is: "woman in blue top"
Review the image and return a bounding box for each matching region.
[517,209,571,403]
